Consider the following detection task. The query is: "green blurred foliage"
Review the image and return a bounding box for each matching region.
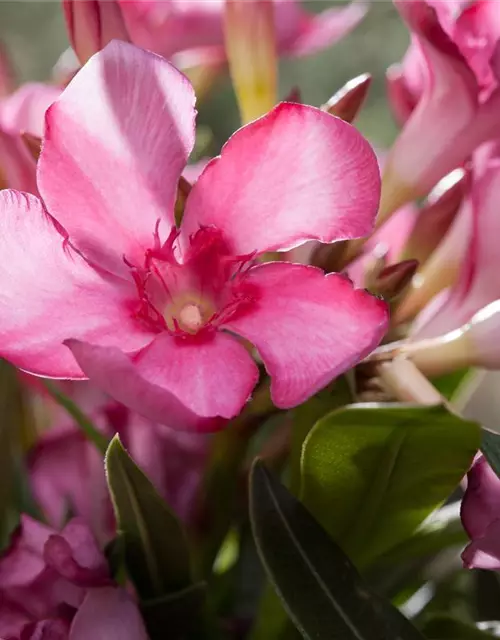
[0,2,409,148]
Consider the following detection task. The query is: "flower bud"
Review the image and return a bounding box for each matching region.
[369,259,418,301]
[393,300,500,377]
[399,169,467,266]
[321,73,371,124]
[224,0,277,124]
[64,0,130,66]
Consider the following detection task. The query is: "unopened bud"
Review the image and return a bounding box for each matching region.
[224,0,277,124]
[390,300,500,377]
[400,169,467,265]
[369,259,418,301]
[174,176,192,226]
[321,73,371,123]
[63,0,130,66]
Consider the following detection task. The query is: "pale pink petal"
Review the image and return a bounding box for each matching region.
[70,587,148,640]
[118,0,224,60]
[284,0,368,57]
[0,83,60,138]
[182,102,380,256]
[0,190,152,378]
[224,262,388,408]
[66,331,259,428]
[385,0,480,198]
[38,40,196,275]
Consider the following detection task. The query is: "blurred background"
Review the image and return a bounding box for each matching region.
[0,1,409,150]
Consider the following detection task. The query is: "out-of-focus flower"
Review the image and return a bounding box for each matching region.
[64,0,131,65]
[28,396,209,541]
[380,0,500,224]
[407,145,500,339]
[0,515,147,639]
[461,455,500,570]
[0,82,59,193]
[116,0,368,64]
[224,0,277,124]
[0,41,387,430]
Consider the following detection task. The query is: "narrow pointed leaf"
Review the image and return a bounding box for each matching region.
[105,435,192,599]
[249,460,425,640]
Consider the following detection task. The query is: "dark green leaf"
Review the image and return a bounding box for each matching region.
[249,460,425,640]
[105,435,192,599]
[140,582,207,640]
[300,404,480,567]
[481,430,500,479]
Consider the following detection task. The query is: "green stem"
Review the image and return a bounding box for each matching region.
[43,380,109,455]
[192,382,276,580]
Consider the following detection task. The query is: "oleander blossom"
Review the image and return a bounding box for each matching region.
[0,41,388,431]
[382,0,500,216]
[0,516,148,639]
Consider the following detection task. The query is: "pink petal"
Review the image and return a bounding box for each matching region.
[284,0,368,57]
[0,599,31,638]
[461,455,500,540]
[28,425,111,538]
[21,618,71,640]
[0,83,60,138]
[224,262,388,408]
[70,587,148,640]
[0,190,152,378]
[414,158,500,338]
[348,202,418,287]
[0,516,53,588]
[66,331,259,428]
[462,519,500,570]
[38,40,196,275]
[44,519,109,587]
[181,102,380,256]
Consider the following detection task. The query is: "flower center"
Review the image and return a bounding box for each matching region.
[178,303,203,332]
[129,225,256,337]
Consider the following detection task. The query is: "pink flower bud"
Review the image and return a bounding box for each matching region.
[322,73,371,124]
[64,0,130,65]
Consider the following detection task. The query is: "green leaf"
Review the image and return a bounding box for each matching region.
[250,460,425,640]
[105,435,192,599]
[43,379,109,455]
[300,404,480,568]
[421,615,499,638]
[433,368,472,401]
[290,378,352,494]
[140,582,207,640]
[481,430,500,479]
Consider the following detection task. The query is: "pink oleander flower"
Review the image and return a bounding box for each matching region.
[0,41,387,431]
[410,143,500,339]
[461,455,500,570]
[113,0,368,65]
[381,0,500,221]
[0,515,148,639]
[0,82,59,193]
[28,391,209,541]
